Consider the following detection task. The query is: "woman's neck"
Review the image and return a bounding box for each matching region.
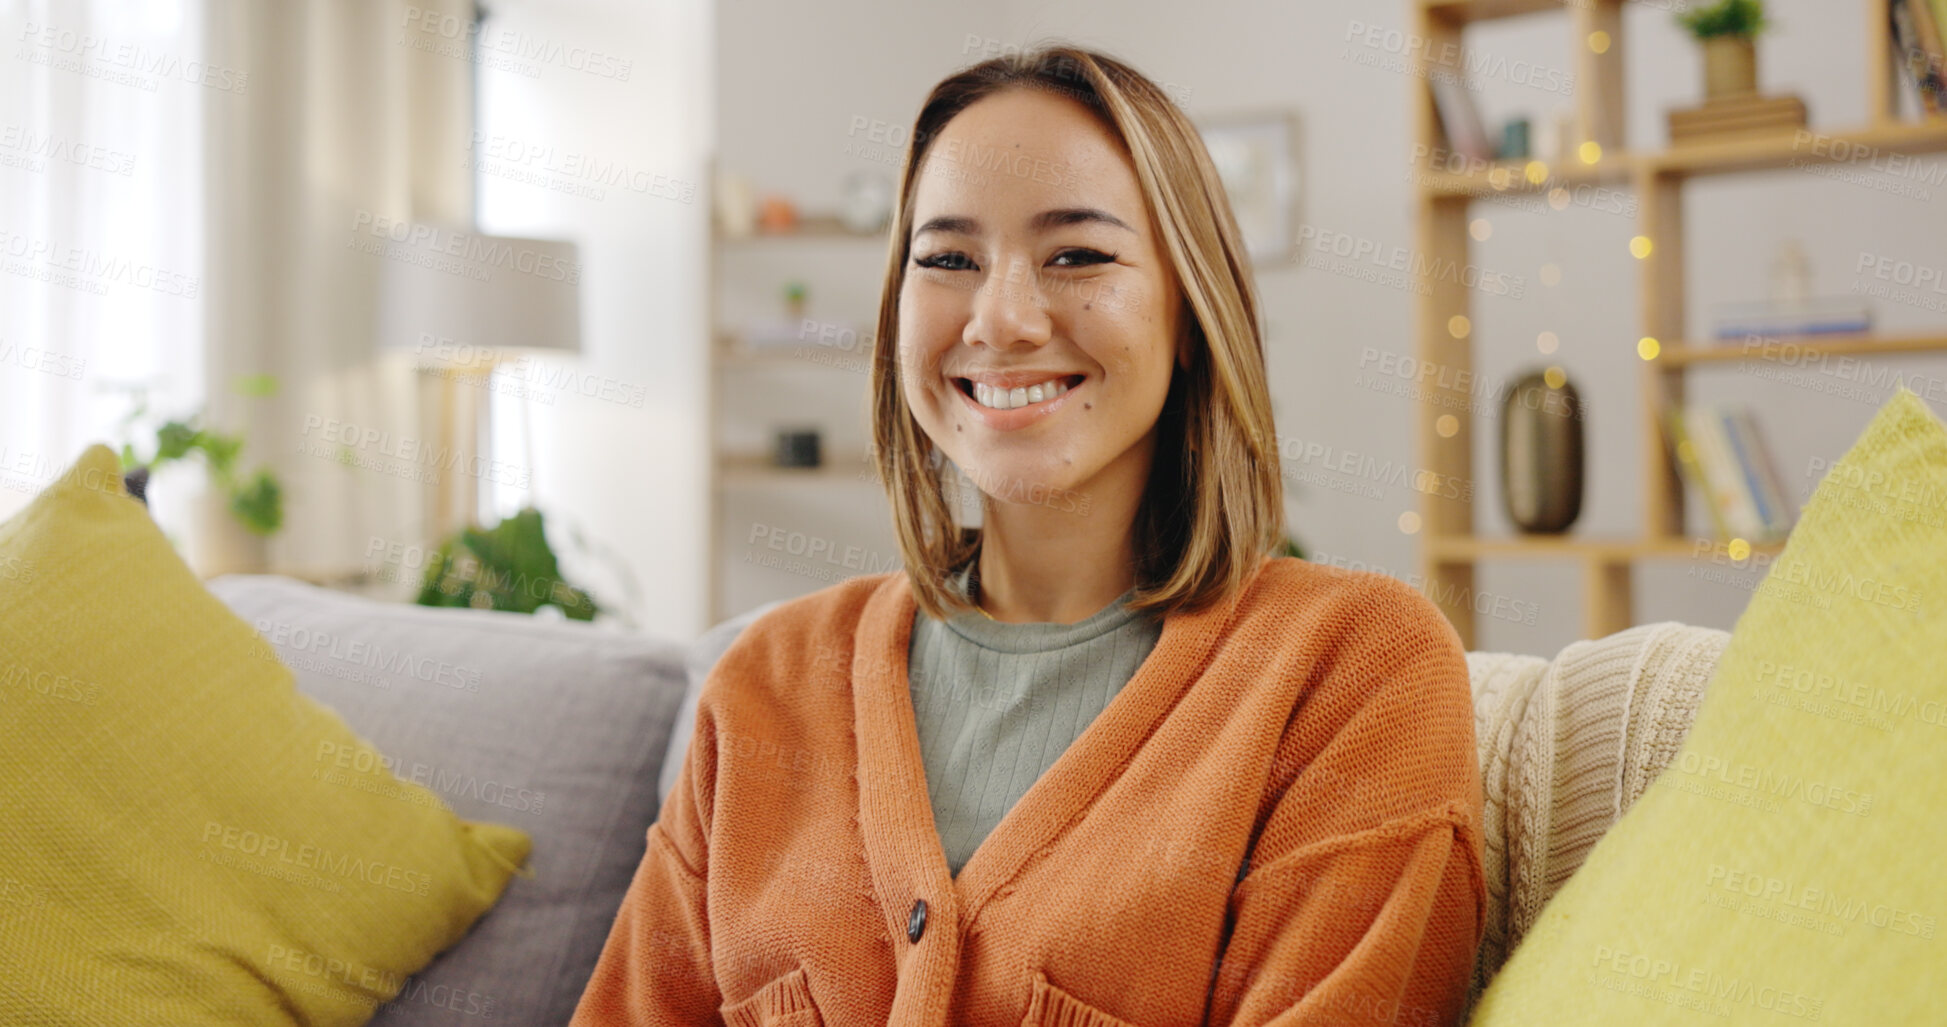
[972,463,1148,625]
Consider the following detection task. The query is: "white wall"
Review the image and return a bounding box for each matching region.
[709,3,1010,619]
[709,0,1947,654]
[474,0,714,637]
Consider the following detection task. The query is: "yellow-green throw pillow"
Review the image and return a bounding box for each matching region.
[0,445,530,1025]
[1470,389,1946,1024]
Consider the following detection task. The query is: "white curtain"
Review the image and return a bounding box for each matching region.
[1,0,478,579]
[0,0,208,534]
[201,0,478,580]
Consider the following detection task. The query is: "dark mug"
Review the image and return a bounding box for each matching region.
[773,428,822,468]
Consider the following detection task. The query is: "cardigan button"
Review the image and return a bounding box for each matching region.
[907,898,928,943]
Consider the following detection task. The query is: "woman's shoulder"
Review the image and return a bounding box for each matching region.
[700,572,904,700]
[1236,555,1470,696]
[1242,555,1456,637]
[722,569,900,644]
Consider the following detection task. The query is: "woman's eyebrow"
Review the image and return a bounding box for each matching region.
[912,207,1135,238]
[1031,207,1133,233]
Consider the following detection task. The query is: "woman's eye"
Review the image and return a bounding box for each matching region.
[914,252,975,271]
[1051,249,1116,268]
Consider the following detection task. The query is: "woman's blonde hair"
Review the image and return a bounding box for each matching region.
[872,43,1284,621]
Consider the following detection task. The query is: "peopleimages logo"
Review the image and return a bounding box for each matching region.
[348,211,581,285]
[200,821,432,897]
[1343,20,1575,96]
[468,131,695,203]
[1297,225,1526,298]
[299,414,530,489]
[0,123,137,176]
[15,20,250,94]
[0,341,87,379]
[401,5,633,81]
[414,333,648,408]
[0,228,201,297]
[314,741,547,816]
[254,615,483,692]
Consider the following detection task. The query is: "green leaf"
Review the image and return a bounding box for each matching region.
[152,420,200,466]
[228,470,283,535]
[232,373,279,398]
[197,432,243,478]
[411,506,600,620]
[1677,0,1767,39]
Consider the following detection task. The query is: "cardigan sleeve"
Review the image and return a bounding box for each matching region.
[570,703,725,1025]
[1206,578,1487,1027]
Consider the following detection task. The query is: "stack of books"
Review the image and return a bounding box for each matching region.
[1891,0,1947,116]
[1667,404,1796,543]
[1710,298,1873,342]
[1667,94,1808,145]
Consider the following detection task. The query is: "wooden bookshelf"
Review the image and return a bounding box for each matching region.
[1411,0,1947,646]
[718,451,878,488]
[715,212,885,243]
[704,184,891,623]
[1659,333,1947,367]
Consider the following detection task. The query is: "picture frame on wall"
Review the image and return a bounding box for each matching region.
[1195,111,1302,265]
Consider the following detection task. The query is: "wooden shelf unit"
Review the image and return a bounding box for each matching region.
[1659,332,1947,367]
[704,188,891,624]
[715,213,885,243]
[1410,0,1947,647]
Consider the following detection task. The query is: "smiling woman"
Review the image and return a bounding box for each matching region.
[575,44,1486,1027]
[883,62,1277,628]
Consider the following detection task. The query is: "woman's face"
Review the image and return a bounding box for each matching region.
[898,87,1184,512]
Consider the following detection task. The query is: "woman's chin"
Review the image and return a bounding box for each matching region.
[954,460,1093,512]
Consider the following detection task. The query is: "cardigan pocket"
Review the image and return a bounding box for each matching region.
[1021,971,1142,1027]
[721,966,822,1027]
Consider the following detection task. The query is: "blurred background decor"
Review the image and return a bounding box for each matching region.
[112,376,285,576]
[1680,0,1770,100]
[1499,369,1584,535]
[415,506,600,620]
[1194,111,1302,264]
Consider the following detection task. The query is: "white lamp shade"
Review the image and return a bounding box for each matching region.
[376,224,581,364]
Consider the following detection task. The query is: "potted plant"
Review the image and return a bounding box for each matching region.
[1678,0,1769,101]
[113,375,284,575]
[415,507,600,621]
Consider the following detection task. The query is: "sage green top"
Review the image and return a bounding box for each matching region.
[908,564,1163,877]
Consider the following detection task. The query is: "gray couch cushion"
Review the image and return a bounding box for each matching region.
[661,600,785,805]
[208,574,688,1027]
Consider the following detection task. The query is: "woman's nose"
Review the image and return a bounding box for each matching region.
[963,255,1052,349]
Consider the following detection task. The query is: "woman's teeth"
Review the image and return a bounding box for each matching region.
[972,379,1071,411]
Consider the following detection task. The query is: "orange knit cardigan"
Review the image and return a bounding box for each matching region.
[572,556,1485,1026]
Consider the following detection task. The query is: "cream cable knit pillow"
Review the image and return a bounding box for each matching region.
[1464,646,1547,994]
[1464,621,1729,997]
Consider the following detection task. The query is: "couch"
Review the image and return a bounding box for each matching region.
[208,575,1730,1024]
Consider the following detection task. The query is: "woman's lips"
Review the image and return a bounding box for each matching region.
[953,374,1086,431]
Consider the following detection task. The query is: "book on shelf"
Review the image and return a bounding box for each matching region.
[1907,0,1947,95]
[1667,403,1795,543]
[1429,70,1494,163]
[1891,0,1947,116]
[1667,409,1732,540]
[1667,94,1808,144]
[1720,408,1797,538]
[1710,298,1874,342]
[1745,410,1797,534]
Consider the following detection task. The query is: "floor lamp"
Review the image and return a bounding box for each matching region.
[375,226,581,541]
